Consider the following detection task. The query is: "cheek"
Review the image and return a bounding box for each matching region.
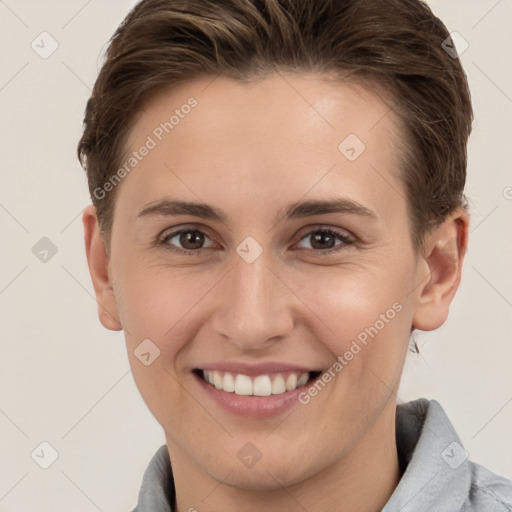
[296,269,412,411]
[112,265,228,420]
[294,263,414,414]
[116,266,204,425]
[114,263,217,346]
[298,266,409,347]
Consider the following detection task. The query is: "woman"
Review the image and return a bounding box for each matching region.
[78,0,512,510]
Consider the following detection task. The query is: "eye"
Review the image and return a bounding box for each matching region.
[157,226,355,256]
[158,228,215,254]
[295,227,355,254]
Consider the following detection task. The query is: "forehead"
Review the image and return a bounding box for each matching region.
[117,72,406,221]
[128,71,401,149]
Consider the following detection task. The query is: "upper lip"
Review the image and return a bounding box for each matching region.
[195,361,322,376]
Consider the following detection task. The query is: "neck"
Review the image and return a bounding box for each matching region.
[168,402,400,512]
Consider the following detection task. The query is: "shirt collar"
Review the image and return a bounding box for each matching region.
[384,398,471,511]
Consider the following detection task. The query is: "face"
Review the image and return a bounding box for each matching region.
[92,73,435,489]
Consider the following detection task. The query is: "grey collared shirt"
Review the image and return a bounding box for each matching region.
[132,398,512,511]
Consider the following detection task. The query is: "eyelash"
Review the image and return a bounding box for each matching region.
[156,226,356,257]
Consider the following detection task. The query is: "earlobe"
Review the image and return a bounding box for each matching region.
[82,205,122,331]
[412,208,469,331]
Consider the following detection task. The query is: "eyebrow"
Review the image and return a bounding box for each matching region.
[137,197,377,225]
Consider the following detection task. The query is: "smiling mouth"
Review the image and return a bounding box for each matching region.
[193,369,322,396]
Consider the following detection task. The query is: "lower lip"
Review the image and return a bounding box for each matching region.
[193,372,314,419]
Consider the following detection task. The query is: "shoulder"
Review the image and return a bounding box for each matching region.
[463,461,512,511]
[386,398,512,512]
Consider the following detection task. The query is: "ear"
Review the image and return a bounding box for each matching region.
[82,205,122,331]
[412,207,469,331]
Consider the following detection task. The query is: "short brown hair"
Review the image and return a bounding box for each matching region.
[77,0,473,250]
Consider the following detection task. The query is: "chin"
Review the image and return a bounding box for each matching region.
[218,470,301,492]
[203,454,314,491]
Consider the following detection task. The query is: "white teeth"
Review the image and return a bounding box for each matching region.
[253,375,272,396]
[285,373,297,391]
[223,372,235,392]
[297,372,308,387]
[234,374,253,395]
[201,370,311,396]
[271,375,286,394]
[213,371,223,390]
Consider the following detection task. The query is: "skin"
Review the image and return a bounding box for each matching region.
[83,72,468,512]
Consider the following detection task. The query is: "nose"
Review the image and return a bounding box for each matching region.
[211,249,295,351]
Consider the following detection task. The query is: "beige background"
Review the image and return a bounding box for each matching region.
[0,0,511,510]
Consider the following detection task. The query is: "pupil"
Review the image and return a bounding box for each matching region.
[181,230,203,249]
[312,232,334,250]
